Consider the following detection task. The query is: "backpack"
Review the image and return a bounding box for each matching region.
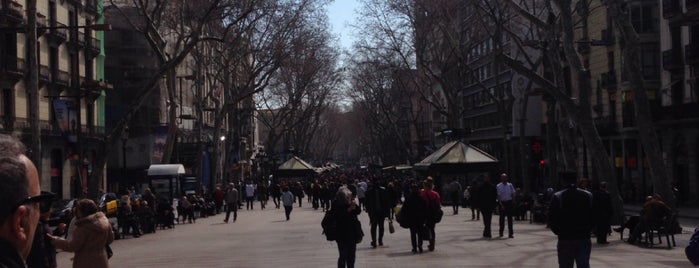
[686,228,699,265]
[321,210,337,241]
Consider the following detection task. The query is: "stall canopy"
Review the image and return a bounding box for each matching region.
[147,164,186,176]
[275,156,318,177]
[413,141,498,171]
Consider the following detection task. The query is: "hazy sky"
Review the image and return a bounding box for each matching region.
[327,0,361,50]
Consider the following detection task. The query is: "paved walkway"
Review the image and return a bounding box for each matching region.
[56,203,696,267]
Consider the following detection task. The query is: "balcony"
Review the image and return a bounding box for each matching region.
[39,64,50,84]
[600,29,615,46]
[686,43,699,65]
[663,49,683,71]
[46,22,68,44]
[0,55,24,80]
[54,70,70,87]
[67,31,85,49]
[600,71,618,89]
[663,0,681,19]
[87,36,100,55]
[0,0,24,24]
[36,13,47,35]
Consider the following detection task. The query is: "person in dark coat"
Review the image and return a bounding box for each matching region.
[365,180,389,248]
[27,194,62,268]
[331,187,362,268]
[592,181,612,244]
[476,175,497,238]
[548,174,593,268]
[402,182,427,253]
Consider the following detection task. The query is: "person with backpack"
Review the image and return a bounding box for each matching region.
[365,180,389,248]
[421,177,441,251]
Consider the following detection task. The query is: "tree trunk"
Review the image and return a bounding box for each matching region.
[26,0,42,175]
[162,70,178,164]
[607,0,675,209]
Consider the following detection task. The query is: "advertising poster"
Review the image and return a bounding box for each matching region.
[52,99,78,142]
[152,126,168,163]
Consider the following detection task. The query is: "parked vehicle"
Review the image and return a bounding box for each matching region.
[48,199,76,226]
[95,192,119,218]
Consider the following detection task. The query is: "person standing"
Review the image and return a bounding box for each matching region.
[213,186,225,214]
[256,183,268,210]
[331,187,361,268]
[27,194,62,268]
[245,181,256,210]
[281,187,295,221]
[496,173,516,238]
[48,199,114,268]
[592,182,612,244]
[0,134,46,268]
[476,175,497,238]
[365,180,389,248]
[548,173,593,268]
[421,177,441,251]
[356,181,366,211]
[223,183,239,223]
[449,178,462,215]
[270,183,282,209]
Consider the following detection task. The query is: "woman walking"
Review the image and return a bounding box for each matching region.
[331,187,362,268]
[48,199,114,268]
[421,177,441,251]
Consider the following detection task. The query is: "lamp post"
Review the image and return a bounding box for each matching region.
[121,125,129,183]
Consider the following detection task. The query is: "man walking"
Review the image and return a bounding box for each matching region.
[548,172,593,268]
[365,180,389,248]
[281,186,295,221]
[592,181,612,244]
[476,175,497,238]
[245,181,255,210]
[0,134,47,267]
[223,183,239,223]
[496,173,516,238]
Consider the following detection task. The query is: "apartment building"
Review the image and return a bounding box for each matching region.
[0,0,109,198]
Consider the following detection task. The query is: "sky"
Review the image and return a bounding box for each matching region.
[327,0,361,51]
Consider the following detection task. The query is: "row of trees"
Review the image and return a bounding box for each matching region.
[82,0,344,196]
[347,0,674,221]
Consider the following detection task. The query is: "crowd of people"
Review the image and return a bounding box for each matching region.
[0,132,686,268]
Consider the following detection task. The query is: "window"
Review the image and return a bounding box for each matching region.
[630,3,658,34]
[640,43,660,80]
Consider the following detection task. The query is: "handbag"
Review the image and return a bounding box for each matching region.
[355,218,364,244]
[388,220,395,234]
[106,244,113,259]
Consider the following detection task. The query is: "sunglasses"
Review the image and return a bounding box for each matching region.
[13,192,56,212]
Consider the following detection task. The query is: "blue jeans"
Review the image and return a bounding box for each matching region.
[557,238,591,268]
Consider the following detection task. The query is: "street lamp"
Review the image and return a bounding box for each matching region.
[121,125,129,182]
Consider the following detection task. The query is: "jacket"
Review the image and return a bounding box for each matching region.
[281,191,295,207]
[331,202,362,243]
[52,212,114,268]
[548,185,593,240]
[225,188,239,204]
[476,182,497,212]
[402,192,427,228]
[0,238,25,268]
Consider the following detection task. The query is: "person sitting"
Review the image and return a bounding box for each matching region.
[627,194,672,244]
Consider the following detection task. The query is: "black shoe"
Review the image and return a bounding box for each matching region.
[412,248,417,253]
[613,227,623,233]
[371,241,377,248]
[509,235,514,238]
[379,241,383,246]
[418,247,423,253]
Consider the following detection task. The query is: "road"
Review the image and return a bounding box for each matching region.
[57,202,695,268]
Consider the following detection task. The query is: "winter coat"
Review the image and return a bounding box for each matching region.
[224,188,239,204]
[402,192,427,228]
[52,212,114,268]
[331,202,362,243]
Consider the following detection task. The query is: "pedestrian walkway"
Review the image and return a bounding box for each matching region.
[58,202,695,267]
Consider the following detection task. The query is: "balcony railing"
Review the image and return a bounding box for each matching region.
[663,49,683,70]
[0,0,24,23]
[663,0,681,19]
[55,70,70,86]
[88,36,100,54]
[36,13,47,35]
[39,64,50,82]
[0,55,24,77]
[47,21,68,42]
[67,30,85,48]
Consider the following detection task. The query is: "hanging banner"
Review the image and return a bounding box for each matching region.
[52,99,78,142]
[152,126,168,163]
